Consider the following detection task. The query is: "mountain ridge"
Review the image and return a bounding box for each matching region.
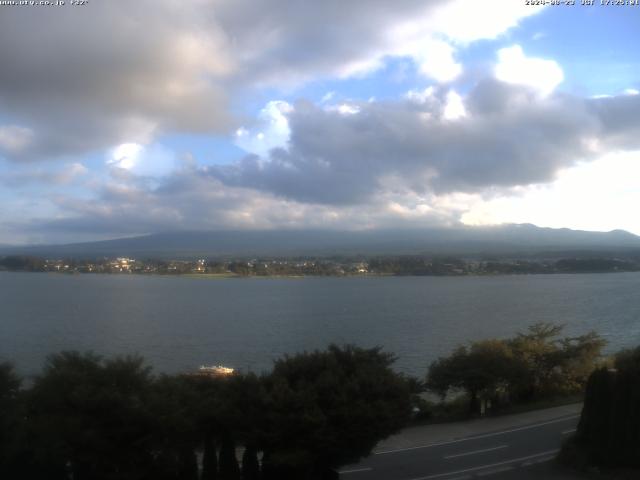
[2,224,640,259]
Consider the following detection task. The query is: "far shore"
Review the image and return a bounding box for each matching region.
[0,269,637,279]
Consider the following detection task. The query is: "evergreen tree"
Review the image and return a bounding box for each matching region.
[202,433,218,480]
[241,445,260,480]
[261,344,411,478]
[218,433,241,480]
[0,363,23,478]
[574,346,640,468]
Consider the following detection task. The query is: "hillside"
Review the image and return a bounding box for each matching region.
[3,224,640,259]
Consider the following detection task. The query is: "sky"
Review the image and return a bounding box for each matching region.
[0,0,639,245]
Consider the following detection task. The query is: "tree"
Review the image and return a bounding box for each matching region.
[147,375,202,480]
[215,372,266,479]
[201,431,218,480]
[428,324,607,414]
[218,433,241,480]
[0,362,23,477]
[571,346,640,468]
[187,371,267,480]
[25,352,155,480]
[427,340,523,414]
[241,445,260,480]
[509,323,605,400]
[261,345,412,479]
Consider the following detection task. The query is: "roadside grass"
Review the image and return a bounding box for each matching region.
[410,393,584,427]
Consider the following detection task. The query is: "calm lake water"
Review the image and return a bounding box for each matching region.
[1,271,639,378]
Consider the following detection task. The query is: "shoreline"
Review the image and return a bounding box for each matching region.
[0,270,638,279]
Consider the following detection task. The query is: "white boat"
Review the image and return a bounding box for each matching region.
[197,365,234,376]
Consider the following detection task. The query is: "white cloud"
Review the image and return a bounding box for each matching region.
[107,142,176,177]
[495,45,564,96]
[411,39,462,82]
[495,45,564,95]
[64,163,90,181]
[321,91,335,103]
[0,0,548,163]
[624,88,639,96]
[429,0,545,44]
[108,143,144,170]
[372,0,544,83]
[0,125,34,155]
[461,151,640,235]
[235,101,293,157]
[1,162,88,187]
[326,103,361,116]
[406,86,436,103]
[443,90,467,120]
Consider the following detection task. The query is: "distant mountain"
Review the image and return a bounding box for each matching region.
[2,224,640,259]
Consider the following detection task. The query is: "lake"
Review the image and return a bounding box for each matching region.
[1,271,639,378]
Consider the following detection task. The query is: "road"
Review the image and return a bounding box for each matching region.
[339,410,582,480]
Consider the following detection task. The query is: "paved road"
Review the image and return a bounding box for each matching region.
[339,409,582,480]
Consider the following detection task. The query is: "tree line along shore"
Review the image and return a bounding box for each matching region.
[1,322,638,479]
[2,254,640,277]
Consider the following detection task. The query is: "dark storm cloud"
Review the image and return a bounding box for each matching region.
[209,80,640,205]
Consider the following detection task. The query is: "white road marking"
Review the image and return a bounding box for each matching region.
[521,455,556,466]
[405,449,560,480]
[375,415,579,455]
[476,465,514,476]
[561,428,576,435]
[444,445,508,459]
[339,467,373,474]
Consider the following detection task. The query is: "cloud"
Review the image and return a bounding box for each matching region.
[106,143,177,177]
[0,0,544,162]
[234,101,293,157]
[443,90,467,120]
[210,80,640,207]
[461,150,640,234]
[427,0,545,44]
[1,162,88,187]
[8,75,640,241]
[14,84,640,240]
[495,45,564,96]
[402,38,462,83]
[0,125,34,156]
[0,1,233,162]
[22,162,462,242]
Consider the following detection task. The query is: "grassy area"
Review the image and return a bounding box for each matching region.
[410,393,584,427]
[182,273,240,279]
[486,393,583,417]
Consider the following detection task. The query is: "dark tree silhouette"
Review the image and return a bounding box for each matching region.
[201,433,218,480]
[571,346,640,468]
[0,362,23,477]
[241,445,260,480]
[427,340,524,414]
[260,344,412,479]
[427,323,606,413]
[25,352,155,480]
[218,433,241,480]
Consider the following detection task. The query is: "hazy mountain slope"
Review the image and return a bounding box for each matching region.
[2,224,640,259]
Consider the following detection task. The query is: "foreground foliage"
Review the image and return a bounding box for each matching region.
[0,325,615,479]
[0,345,411,480]
[563,346,640,471]
[426,323,606,414]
